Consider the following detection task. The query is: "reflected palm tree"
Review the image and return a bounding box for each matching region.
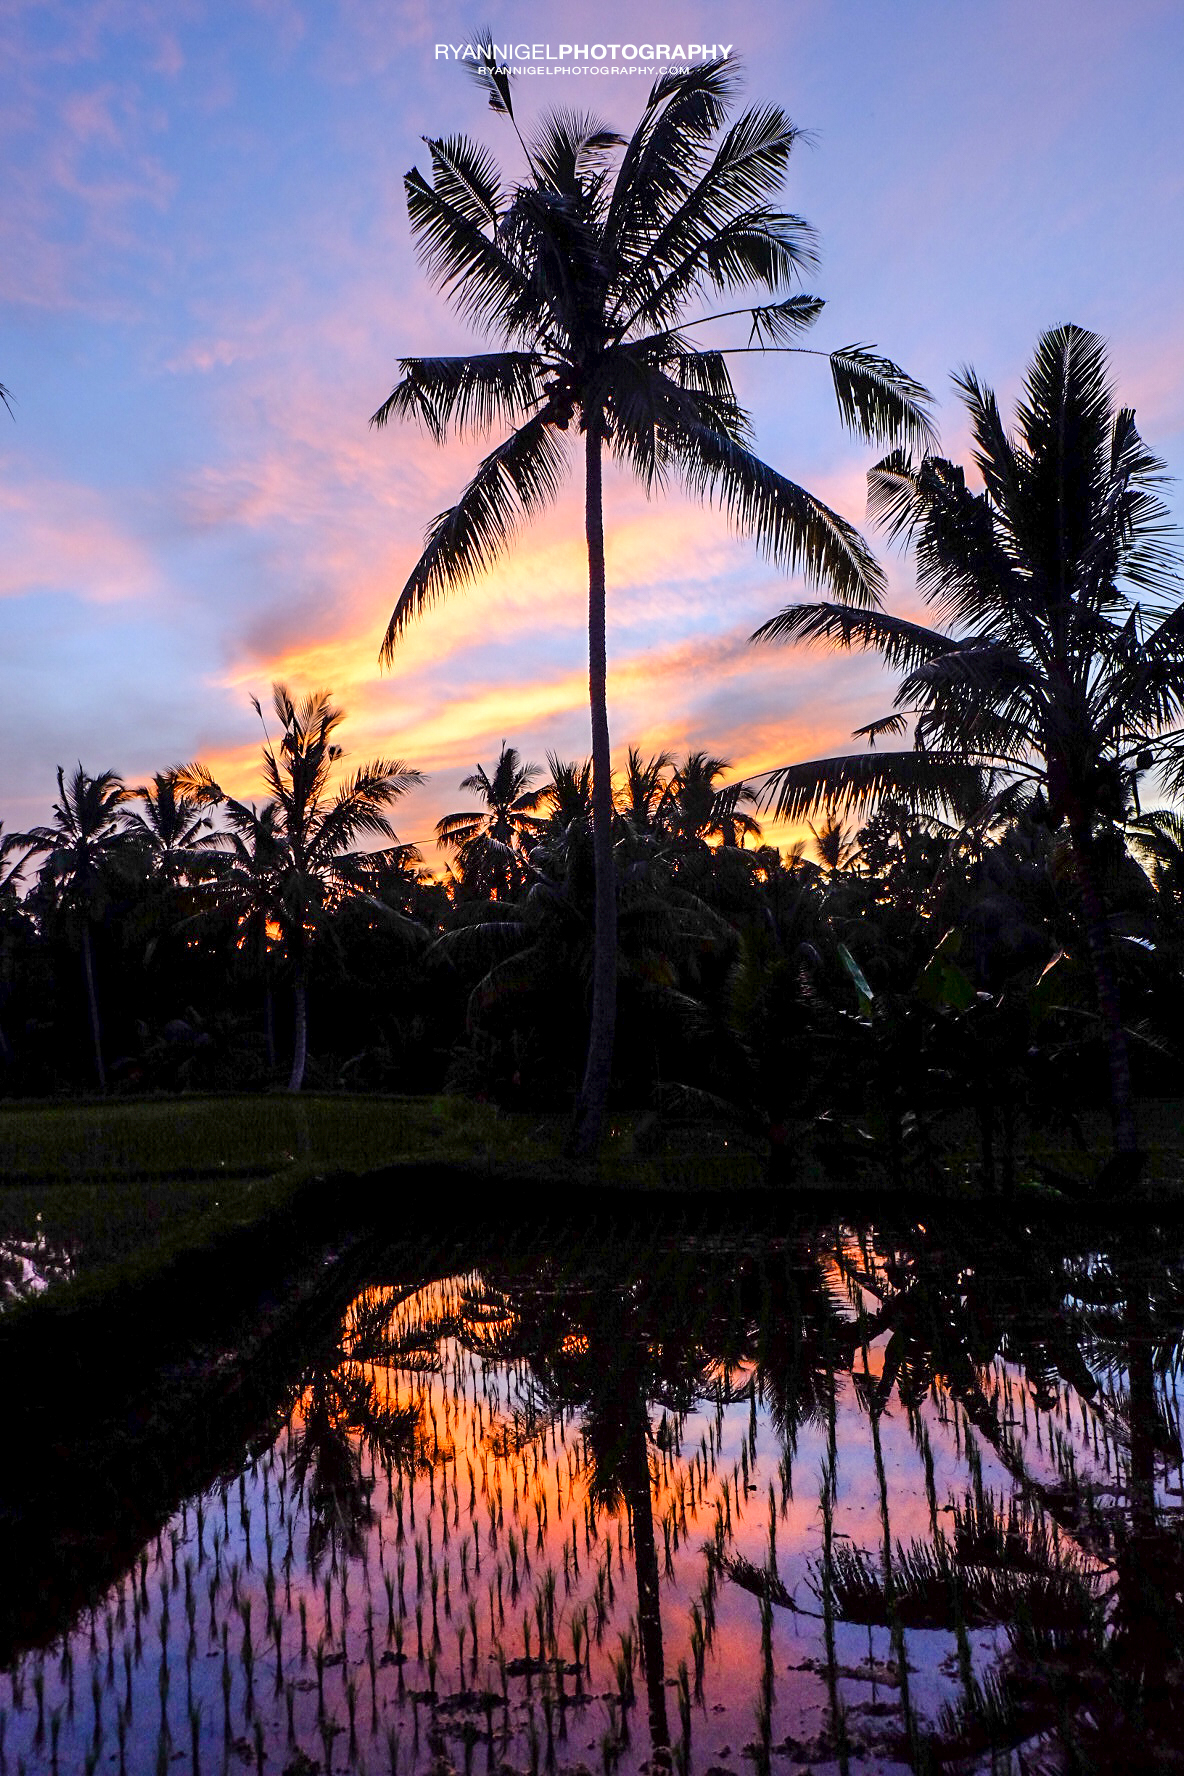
[320,1214,1184,1772]
[291,1365,419,1565]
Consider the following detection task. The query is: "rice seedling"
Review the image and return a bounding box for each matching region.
[345,1670,358,1762]
[220,1637,232,1742]
[188,1699,201,1775]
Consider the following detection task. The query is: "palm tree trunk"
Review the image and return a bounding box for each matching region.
[288,959,308,1093]
[572,422,617,1157]
[1072,829,1139,1158]
[81,922,106,1092]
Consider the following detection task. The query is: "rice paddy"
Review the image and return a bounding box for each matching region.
[2,1215,1182,1772]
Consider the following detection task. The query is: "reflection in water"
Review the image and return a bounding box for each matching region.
[2,1218,1184,1773]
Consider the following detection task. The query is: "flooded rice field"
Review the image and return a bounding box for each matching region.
[3,1214,1184,1774]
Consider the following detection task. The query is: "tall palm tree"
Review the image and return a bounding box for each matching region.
[21,766,131,1088]
[371,53,934,1154]
[435,743,547,897]
[206,686,424,1091]
[754,325,1184,1159]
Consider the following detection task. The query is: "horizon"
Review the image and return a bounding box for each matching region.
[3,0,1183,853]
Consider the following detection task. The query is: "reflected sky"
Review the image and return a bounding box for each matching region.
[3,1219,1183,1771]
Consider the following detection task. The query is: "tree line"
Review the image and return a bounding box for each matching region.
[3,57,1183,1183]
[3,671,1184,1190]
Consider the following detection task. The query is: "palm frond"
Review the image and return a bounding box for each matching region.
[370,353,550,439]
[381,414,569,660]
[528,109,625,195]
[757,748,985,823]
[852,713,910,745]
[829,345,938,453]
[604,60,738,279]
[424,132,504,230]
[403,164,533,341]
[751,600,953,667]
[613,103,815,330]
[747,293,826,344]
[674,424,884,605]
[464,35,516,120]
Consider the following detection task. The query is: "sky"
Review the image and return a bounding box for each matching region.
[3,0,1183,856]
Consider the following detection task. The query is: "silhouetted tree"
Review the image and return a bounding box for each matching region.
[373,52,933,1154]
[21,766,131,1088]
[757,325,1184,1159]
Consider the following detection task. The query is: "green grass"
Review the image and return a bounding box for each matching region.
[0,1092,547,1183]
[0,1094,561,1304]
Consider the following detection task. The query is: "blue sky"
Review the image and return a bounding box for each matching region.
[3,0,1182,849]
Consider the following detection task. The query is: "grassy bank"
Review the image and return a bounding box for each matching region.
[0,1093,563,1302]
[0,1092,778,1312]
[4,1090,1182,1321]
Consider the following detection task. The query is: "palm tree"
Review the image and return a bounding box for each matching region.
[435,743,547,897]
[122,766,219,884]
[197,797,287,1073]
[660,751,763,848]
[206,686,424,1091]
[618,747,673,837]
[0,826,28,902]
[754,325,1184,1160]
[21,766,131,1088]
[371,52,934,1154]
[808,815,859,877]
[542,751,593,836]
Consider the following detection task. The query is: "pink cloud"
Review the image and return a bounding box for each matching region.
[0,470,157,604]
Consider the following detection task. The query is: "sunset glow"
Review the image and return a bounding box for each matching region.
[3,2,1181,836]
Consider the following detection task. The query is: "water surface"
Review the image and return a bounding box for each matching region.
[3,1214,1183,1774]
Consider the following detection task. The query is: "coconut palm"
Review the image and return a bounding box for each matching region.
[808,815,859,877]
[0,826,28,902]
[435,743,547,897]
[754,325,1184,1159]
[205,686,424,1091]
[660,751,763,849]
[196,797,287,1072]
[122,766,219,884]
[21,766,131,1088]
[618,747,673,837]
[542,752,593,836]
[371,52,934,1153]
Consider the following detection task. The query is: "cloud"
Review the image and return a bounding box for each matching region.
[0,470,157,604]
